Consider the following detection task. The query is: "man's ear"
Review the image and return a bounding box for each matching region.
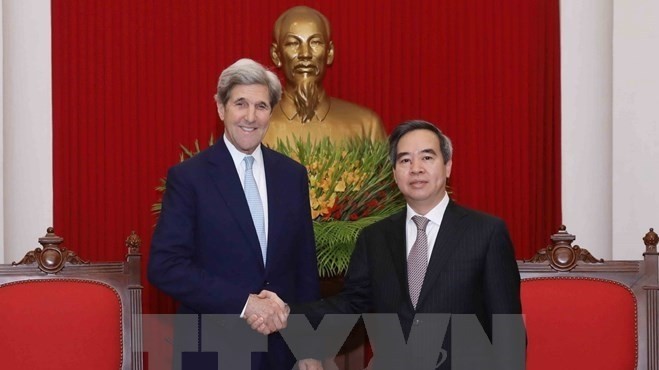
[217,102,225,121]
[326,41,335,65]
[270,43,282,67]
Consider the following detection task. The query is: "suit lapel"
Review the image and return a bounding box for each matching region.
[206,140,265,268]
[262,147,284,270]
[417,200,468,308]
[385,210,409,303]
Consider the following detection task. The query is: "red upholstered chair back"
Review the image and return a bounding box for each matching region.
[0,228,143,370]
[522,278,637,370]
[1,281,123,369]
[518,226,659,370]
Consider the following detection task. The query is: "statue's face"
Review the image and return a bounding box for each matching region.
[276,15,332,86]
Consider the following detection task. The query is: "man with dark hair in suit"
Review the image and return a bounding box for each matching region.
[148,58,320,370]
[251,120,523,369]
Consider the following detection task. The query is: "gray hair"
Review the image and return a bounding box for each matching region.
[214,58,282,109]
[388,120,453,167]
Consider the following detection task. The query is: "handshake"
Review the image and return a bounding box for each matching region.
[243,290,324,370]
[243,289,289,335]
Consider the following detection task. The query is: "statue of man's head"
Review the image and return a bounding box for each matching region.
[271,6,335,122]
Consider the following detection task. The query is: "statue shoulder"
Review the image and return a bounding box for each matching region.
[329,97,380,119]
[328,97,387,141]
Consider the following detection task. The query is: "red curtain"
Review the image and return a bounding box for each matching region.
[51,0,560,314]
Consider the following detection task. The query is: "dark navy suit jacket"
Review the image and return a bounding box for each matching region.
[148,139,319,370]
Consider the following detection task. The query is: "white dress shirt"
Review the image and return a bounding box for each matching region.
[223,135,269,239]
[405,193,450,262]
[224,135,270,317]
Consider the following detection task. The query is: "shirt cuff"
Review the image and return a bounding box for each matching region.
[239,296,249,318]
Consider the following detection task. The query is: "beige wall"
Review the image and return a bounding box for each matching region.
[612,0,659,259]
[1,0,52,263]
[561,0,659,260]
[560,0,614,258]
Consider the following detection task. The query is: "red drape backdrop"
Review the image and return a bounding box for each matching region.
[52,0,561,314]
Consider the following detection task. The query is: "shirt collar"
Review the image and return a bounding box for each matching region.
[278,90,331,122]
[406,192,450,226]
[223,134,264,169]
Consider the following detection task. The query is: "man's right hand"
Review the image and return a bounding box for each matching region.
[244,290,289,335]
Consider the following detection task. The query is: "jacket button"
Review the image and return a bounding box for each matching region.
[413,319,421,326]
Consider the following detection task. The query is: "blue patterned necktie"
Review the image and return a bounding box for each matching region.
[243,156,266,264]
[408,215,429,308]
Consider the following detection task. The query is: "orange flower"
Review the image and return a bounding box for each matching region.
[334,180,346,192]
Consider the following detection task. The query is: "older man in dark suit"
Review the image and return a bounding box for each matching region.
[252,120,524,369]
[148,58,320,370]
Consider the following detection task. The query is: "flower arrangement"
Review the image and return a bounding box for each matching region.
[152,135,405,277]
[276,137,405,276]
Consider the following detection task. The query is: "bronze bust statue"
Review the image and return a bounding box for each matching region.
[263,6,387,146]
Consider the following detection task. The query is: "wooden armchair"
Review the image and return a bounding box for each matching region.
[0,228,144,370]
[519,226,659,370]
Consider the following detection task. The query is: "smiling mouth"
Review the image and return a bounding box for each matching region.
[239,126,258,132]
[409,180,427,187]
